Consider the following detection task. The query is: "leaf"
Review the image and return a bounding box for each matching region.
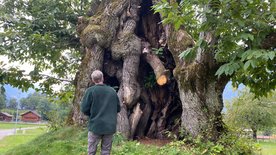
[174,19,182,30]
[215,63,232,77]
[244,60,251,70]
[179,48,196,60]
[240,33,254,41]
[267,51,275,60]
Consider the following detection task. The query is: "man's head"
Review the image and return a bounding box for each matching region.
[91,70,104,84]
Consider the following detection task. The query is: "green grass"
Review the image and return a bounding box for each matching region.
[0,122,46,129]
[0,128,46,154]
[3,127,192,155]
[258,141,276,155]
[2,127,261,155]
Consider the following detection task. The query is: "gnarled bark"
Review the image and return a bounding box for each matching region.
[73,0,228,141]
[72,45,104,125]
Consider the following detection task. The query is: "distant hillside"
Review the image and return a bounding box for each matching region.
[4,85,35,100]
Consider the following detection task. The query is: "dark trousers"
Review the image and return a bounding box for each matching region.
[88,131,113,155]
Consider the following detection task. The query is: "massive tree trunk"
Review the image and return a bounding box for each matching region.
[72,0,228,140]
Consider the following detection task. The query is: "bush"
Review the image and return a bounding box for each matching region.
[160,127,260,155]
[47,110,68,130]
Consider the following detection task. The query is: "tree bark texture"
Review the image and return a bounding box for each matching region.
[73,0,228,140]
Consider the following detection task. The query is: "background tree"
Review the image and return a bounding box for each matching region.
[225,90,276,140]
[0,94,5,110]
[20,92,42,110]
[7,97,18,109]
[20,92,53,120]
[0,85,6,110]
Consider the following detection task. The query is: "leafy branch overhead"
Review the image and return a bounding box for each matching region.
[0,0,90,93]
[153,0,276,96]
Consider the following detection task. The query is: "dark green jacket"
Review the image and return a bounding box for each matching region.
[81,84,121,135]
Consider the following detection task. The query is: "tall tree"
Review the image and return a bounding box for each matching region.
[1,0,275,141]
[225,90,276,140]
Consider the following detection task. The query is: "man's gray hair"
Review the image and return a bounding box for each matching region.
[91,70,103,83]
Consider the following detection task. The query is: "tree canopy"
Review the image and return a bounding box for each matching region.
[153,0,276,97]
[0,0,92,94]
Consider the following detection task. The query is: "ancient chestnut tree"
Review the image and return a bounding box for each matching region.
[1,0,275,140]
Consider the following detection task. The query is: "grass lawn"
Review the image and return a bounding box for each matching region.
[0,127,47,154]
[2,127,258,155]
[0,122,46,129]
[3,127,184,155]
[258,141,276,155]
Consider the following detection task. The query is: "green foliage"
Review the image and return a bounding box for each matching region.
[144,72,157,88]
[152,47,164,56]
[0,0,90,94]
[162,130,259,155]
[225,89,276,134]
[0,85,6,109]
[0,94,6,110]
[46,86,73,130]
[153,0,276,97]
[46,104,71,131]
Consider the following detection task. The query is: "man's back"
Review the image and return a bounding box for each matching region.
[81,84,121,135]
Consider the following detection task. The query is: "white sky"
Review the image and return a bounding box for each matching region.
[0,55,34,74]
[0,55,64,92]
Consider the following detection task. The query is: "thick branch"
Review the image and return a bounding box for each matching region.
[143,52,169,86]
[38,74,73,83]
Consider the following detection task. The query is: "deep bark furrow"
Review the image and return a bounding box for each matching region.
[117,86,130,138]
[136,89,153,137]
[129,103,143,139]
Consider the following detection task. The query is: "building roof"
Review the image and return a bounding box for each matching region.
[20,110,41,118]
[0,112,13,117]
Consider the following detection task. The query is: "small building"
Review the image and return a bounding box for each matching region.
[20,111,41,123]
[0,112,13,122]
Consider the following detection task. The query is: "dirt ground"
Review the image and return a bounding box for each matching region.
[138,138,172,147]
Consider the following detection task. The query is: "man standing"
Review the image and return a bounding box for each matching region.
[81,70,121,155]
